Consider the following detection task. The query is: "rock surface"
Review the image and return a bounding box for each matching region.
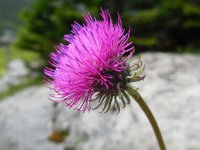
[0,59,29,93]
[0,53,200,150]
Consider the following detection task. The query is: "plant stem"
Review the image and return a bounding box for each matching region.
[126,85,166,150]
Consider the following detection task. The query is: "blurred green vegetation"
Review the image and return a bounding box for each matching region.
[125,0,200,52]
[14,0,200,60]
[14,0,100,59]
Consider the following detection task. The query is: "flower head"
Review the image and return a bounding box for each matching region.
[44,9,144,113]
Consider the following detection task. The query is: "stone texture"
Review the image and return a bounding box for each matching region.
[0,53,200,150]
[0,59,29,93]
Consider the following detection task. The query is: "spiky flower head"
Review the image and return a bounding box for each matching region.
[44,9,144,113]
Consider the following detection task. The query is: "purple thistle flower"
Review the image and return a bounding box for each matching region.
[44,9,144,113]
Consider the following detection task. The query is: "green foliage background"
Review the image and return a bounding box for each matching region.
[14,0,200,60]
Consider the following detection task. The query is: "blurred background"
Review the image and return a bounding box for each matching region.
[0,0,200,150]
[0,0,200,82]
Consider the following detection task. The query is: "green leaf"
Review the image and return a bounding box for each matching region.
[114,96,120,114]
[122,90,130,104]
[105,96,113,113]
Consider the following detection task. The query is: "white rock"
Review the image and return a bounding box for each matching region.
[6,59,29,83]
[0,53,200,150]
[0,59,29,93]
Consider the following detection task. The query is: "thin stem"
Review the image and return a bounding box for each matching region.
[126,85,166,150]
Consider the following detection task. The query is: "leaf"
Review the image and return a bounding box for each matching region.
[114,96,120,114]
[122,90,130,104]
[92,95,106,110]
[105,96,113,113]
[100,96,110,113]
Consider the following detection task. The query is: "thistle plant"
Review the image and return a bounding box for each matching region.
[44,9,166,150]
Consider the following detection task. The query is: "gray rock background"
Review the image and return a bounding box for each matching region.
[0,52,200,150]
[0,59,29,93]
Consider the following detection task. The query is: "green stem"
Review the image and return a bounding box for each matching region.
[126,85,166,150]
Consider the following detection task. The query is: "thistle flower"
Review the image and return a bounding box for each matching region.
[44,9,144,113]
[44,10,166,149]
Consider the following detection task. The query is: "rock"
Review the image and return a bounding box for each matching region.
[0,59,29,93]
[0,53,200,150]
[7,59,29,80]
